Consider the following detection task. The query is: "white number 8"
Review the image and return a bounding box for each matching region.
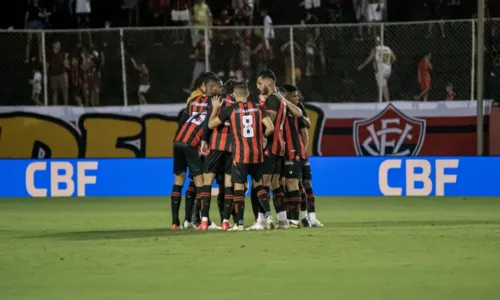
[242,115,254,138]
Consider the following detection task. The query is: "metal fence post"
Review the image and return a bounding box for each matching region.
[120,28,128,106]
[204,27,210,72]
[471,19,476,101]
[379,22,385,103]
[477,0,485,156]
[290,27,296,85]
[41,30,48,106]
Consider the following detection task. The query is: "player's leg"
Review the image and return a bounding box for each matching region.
[216,174,225,222]
[302,158,324,227]
[284,159,303,228]
[246,163,273,230]
[299,180,311,228]
[270,156,286,225]
[171,142,188,229]
[250,183,259,223]
[221,153,234,231]
[230,162,249,231]
[183,179,196,228]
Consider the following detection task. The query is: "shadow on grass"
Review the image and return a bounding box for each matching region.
[27,227,227,240]
[23,219,500,241]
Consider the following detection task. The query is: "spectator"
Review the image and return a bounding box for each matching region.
[192,0,212,46]
[68,55,83,106]
[81,48,101,106]
[131,57,149,104]
[304,33,317,77]
[215,8,233,26]
[261,9,274,50]
[365,0,385,37]
[304,0,321,13]
[47,41,69,106]
[29,62,43,106]
[327,0,345,24]
[75,0,93,46]
[25,0,49,63]
[425,0,446,38]
[171,0,190,44]
[280,40,302,84]
[415,52,432,101]
[185,32,208,92]
[252,29,274,75]
[233,0,253,25]
[233,30,253,82]
[446,82,456,100]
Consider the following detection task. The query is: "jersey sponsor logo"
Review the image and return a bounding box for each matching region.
[353,104,426,156]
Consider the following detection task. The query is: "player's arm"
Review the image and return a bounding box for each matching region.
[358,49,375,71]
[300,127,309,150]
[208,96,223,129]
[283,99,303,118]
[202,107,213,141]
[262,116,274,137]
[264,95,280,123]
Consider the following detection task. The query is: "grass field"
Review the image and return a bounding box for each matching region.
[1,197,500,300]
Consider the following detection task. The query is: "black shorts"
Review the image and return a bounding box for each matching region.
[283,158,304,179]
[232,162,263,184]
[203,150,232,175]
[173,141,203,177]
[262,153,283,175]
[302,157,312,181]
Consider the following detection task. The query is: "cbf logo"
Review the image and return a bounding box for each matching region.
[353,104,426,156]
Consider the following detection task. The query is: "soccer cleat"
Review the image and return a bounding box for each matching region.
[208,221,221,230]
[265,216,275,230]
[196,221,209,231]
[221,221,230,231]
[182,220,194,229]
[171,224,182,230]
[301,218,312,228]
[228,224,244,232]
[310,219,324,227]
[275,220,289,230]
[245,221,266,231]
[289,221,300,229]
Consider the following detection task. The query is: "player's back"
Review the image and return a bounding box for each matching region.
[229,101,265,164]
[176,97,211,148]
[265,92,287,157]
[188,95,210,115]
[210,94,235,152]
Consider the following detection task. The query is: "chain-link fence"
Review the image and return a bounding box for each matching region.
[0,19,495,106]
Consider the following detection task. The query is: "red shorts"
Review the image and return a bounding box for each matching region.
[420,78,431,91]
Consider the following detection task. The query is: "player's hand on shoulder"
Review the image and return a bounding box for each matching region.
[200,140,209,156]
[211,96,222,109]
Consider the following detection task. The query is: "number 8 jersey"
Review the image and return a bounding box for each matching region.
[218,101,265,164]
[175,95,210,148]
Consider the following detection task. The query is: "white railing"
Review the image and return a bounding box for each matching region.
[0,19,498,106]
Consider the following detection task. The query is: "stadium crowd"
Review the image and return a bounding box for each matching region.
[0,1,499,106]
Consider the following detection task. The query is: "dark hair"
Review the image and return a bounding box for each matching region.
[233,82,249,93]
[203,75,221,87]
[281,84,297,93]
[258,70,276,81]
[195,72,217,88]
[223,79,238,94]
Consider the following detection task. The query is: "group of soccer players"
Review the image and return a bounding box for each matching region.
[171,70,323,231]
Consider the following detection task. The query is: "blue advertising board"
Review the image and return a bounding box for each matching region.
[0,157,499,197]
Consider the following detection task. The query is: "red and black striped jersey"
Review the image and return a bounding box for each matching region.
[263,93,286,157]
[284,111,306,161]
[175,111,207,148]
[297,101,309,158]
[219,101,265,164]
[187,95,210,115]
[209,94,235,152]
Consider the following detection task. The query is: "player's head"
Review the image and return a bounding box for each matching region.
[223,79,238,95]
[233,82,249,103]
[375,36,381,46]
[204,76,222,97]
[260,9,268,17]
[195,71,217,91]
[282,84,299,105]
[257,70,276,96]
[52,40,61,52]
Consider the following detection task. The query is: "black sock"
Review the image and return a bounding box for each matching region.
[255,185,271,216]
[184,181,196,222]
[286,190,301,222]
[171,184,183,225]
[305,187,315,213]
[192,190,202,224]
[200,185,211,219]
[233,190,245,226]
[250,187,259,220]
[223,187,233,221]
[299,183,307,216]
[272,187,285,213]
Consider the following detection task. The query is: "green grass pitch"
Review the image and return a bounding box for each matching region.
[1,197,500,300]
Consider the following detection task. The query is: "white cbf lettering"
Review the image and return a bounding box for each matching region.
[405,160,432,196]
[51,162,75,197]
[378,160,402,196]
[435,160,459,196]
[26,162,47,197]
[77,161,98,197]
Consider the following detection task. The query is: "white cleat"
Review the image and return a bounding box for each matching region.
[275,220,289,230]
[208,221,222,230]
[310,219,324,227]
[245,222,266,231]
[182,220,194,229]
[265,216,275,230]
[228,224,244,232]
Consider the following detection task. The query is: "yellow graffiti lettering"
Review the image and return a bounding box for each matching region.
[81,116,142,158]
[0,114,79,158]
[144,117,178,157]
[305,108,319,156]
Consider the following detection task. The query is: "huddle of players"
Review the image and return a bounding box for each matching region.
[171,70,323,231]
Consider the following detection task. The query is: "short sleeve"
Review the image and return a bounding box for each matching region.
[297,101,308,118]
[299,117,307,129]
[266,95,281,112]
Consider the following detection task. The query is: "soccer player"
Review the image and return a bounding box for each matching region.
[208,83,275,231]
[283,85,324,228]
[252,70,303,230]
[171,76,221,230]
[197,82,236,231]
